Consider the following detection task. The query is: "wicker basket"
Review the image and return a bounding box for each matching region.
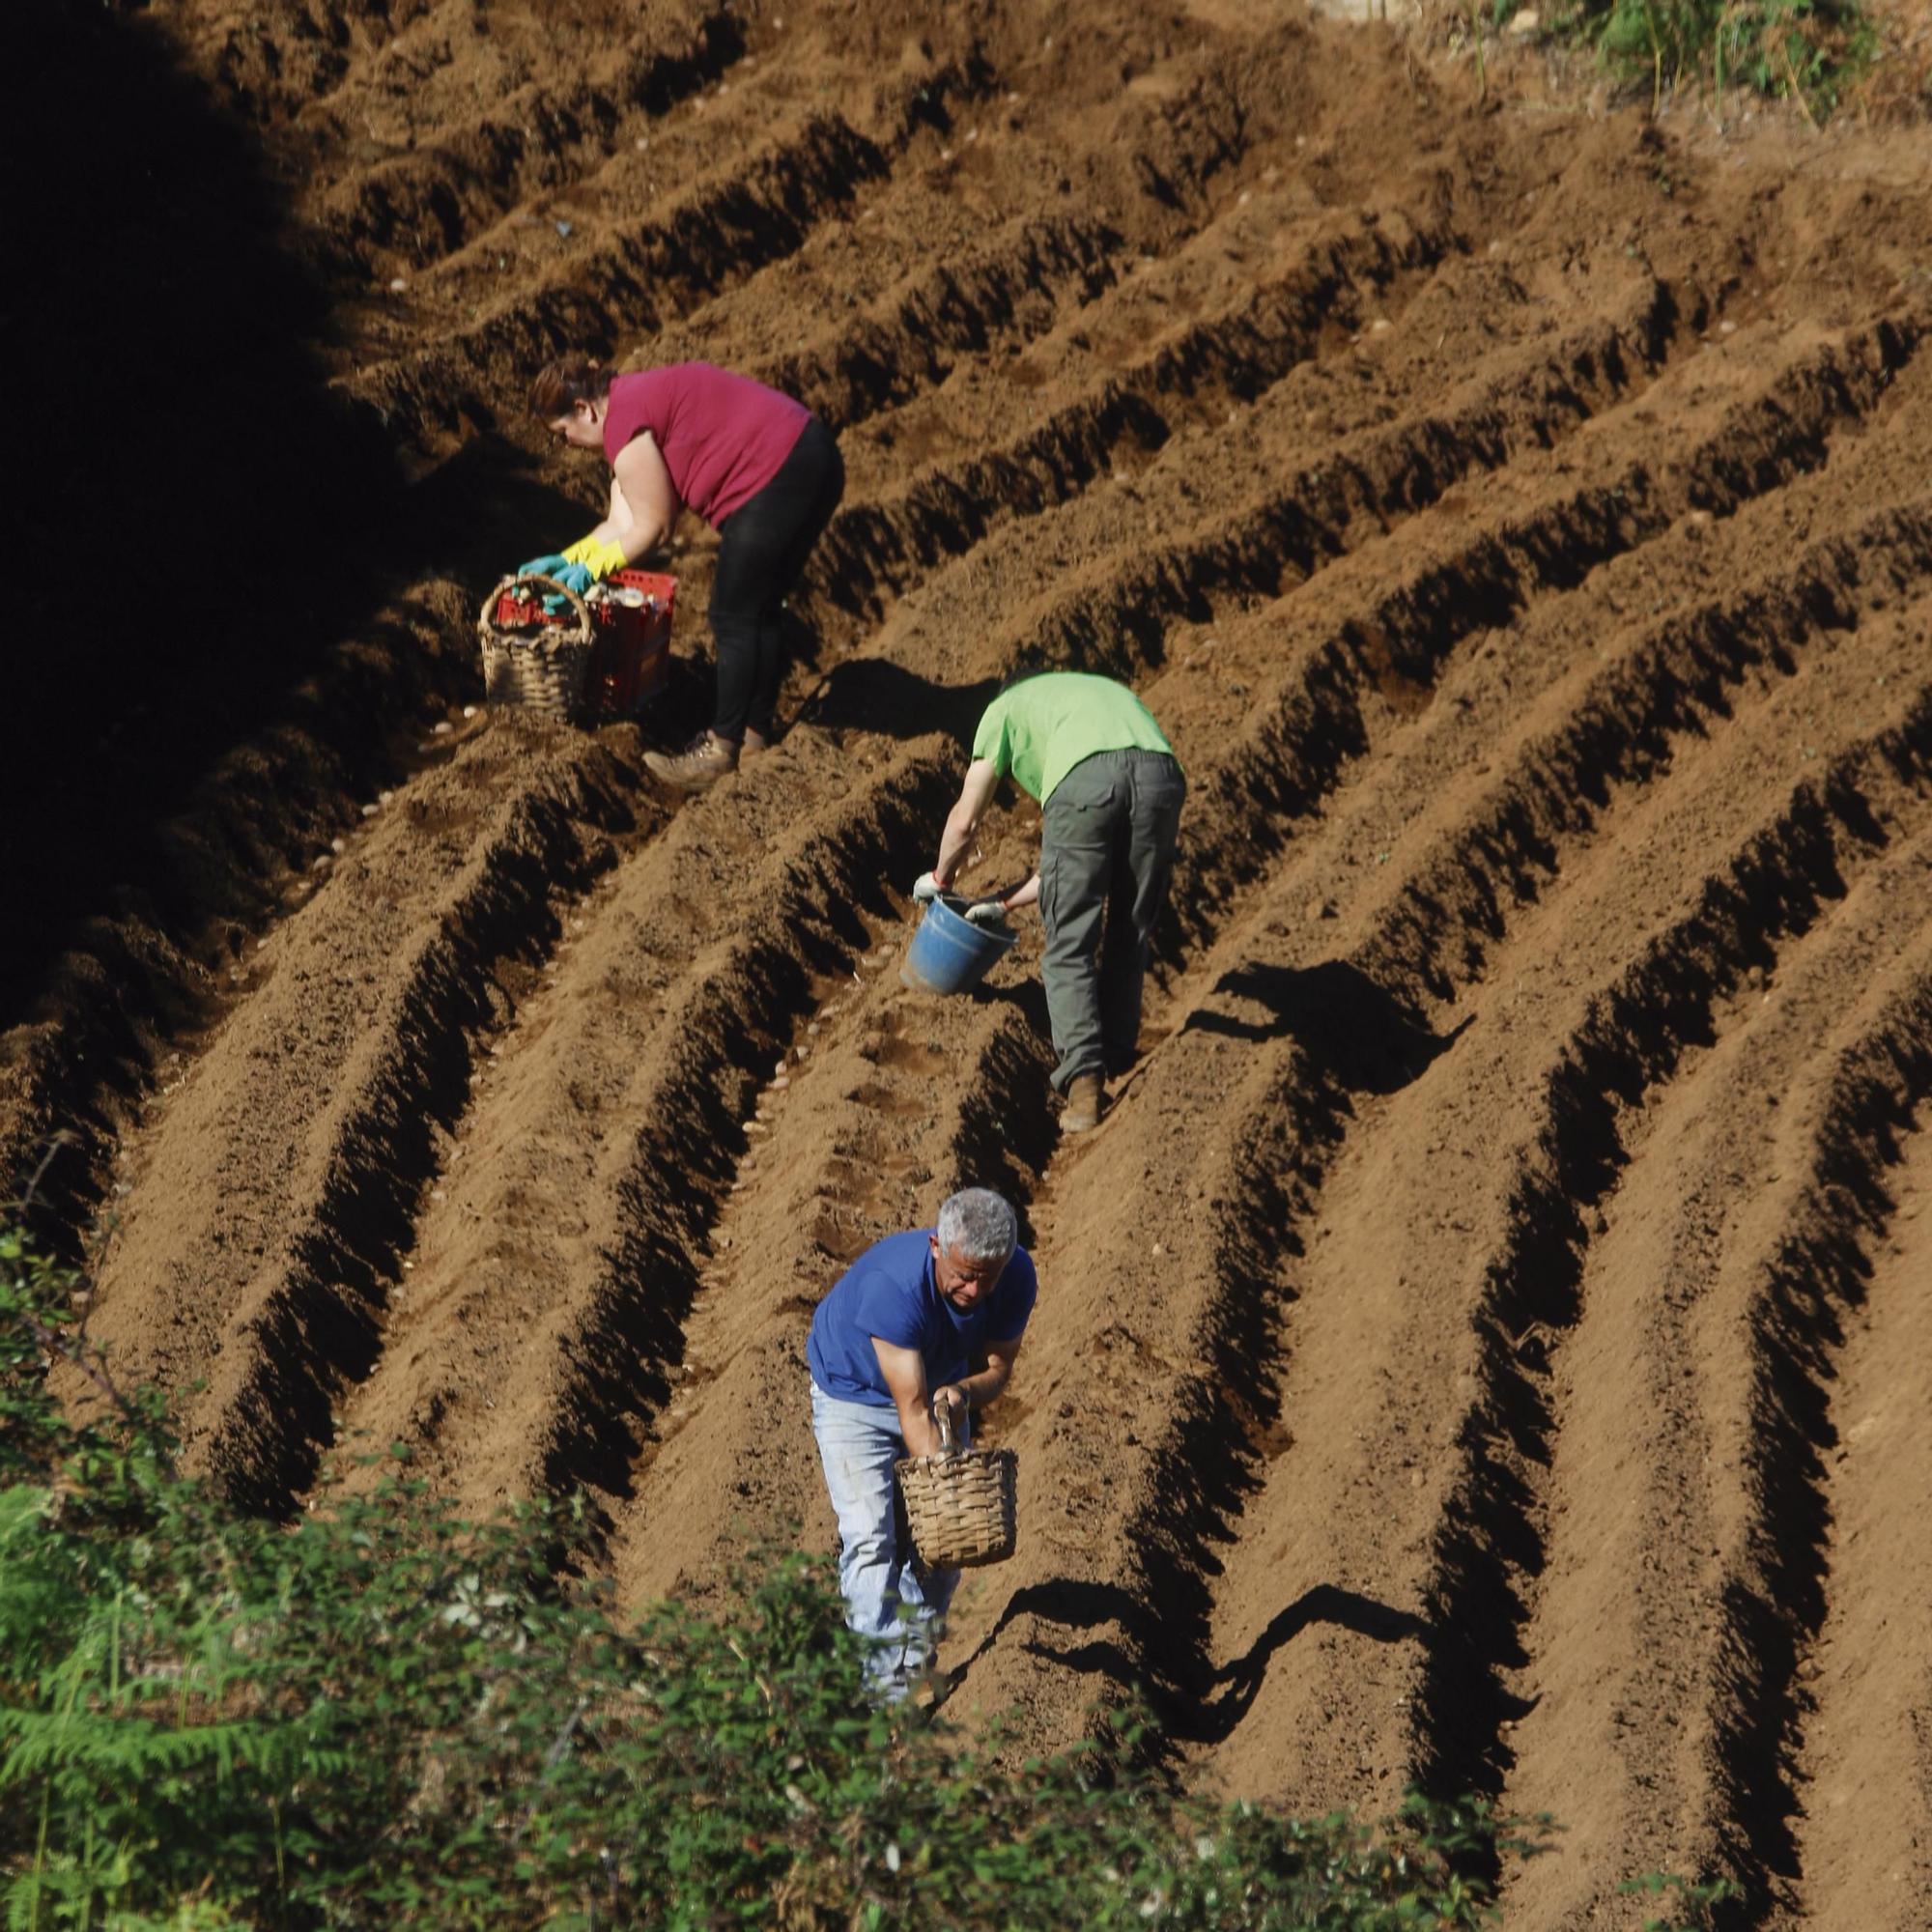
[895,1402,1017,1571]
[477,573,595,722]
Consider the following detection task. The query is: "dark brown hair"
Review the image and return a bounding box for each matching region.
[528,355,616,418]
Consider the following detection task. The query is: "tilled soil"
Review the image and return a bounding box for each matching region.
[9,2,1932,1924]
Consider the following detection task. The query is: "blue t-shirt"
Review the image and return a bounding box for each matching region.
[807,1227,1037,1407]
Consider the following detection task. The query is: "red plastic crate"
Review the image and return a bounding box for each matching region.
[489,568,676,723]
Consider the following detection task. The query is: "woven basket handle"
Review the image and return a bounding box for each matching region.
[477,572,592,648]
[934,1396,960,1457]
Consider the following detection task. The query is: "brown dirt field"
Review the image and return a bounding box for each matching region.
[8,0,1932,1922]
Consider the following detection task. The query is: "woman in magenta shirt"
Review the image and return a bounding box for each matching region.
[522,356,844,790]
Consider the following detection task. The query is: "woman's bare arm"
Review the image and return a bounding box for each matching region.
[607,430,682,561]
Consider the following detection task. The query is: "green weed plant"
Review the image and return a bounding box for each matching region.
[1554,0,1875,117]
[2,1228,1725,1929]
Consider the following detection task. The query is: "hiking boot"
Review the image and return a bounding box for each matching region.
[643,730,738,792]
[1061,1073,1105,1134]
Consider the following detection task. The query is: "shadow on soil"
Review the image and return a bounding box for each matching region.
[803,658,1002,746]
[3,1,405,1007]
[947,1576,1431,1752]
[1184,957,1474,1093]
[1191,1585,1432,1745]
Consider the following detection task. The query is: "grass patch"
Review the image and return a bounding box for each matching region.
[1554,0,1879,118]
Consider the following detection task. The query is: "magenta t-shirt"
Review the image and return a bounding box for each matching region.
[602,364,810,527]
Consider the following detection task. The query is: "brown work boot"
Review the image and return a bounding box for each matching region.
[644,730,738,792]
[1061,1073,1105,1134]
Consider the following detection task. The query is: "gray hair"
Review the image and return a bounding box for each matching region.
[935,1187,1018,1269]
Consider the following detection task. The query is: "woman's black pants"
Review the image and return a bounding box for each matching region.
[708,416,844,741]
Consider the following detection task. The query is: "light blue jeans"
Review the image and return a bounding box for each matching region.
[810,1382,961,1700]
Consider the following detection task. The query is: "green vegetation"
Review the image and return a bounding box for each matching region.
[2,1225,1733,1928]
[1555,0,1877,118]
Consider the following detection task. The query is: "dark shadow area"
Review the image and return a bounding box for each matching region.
[408,429,612,570]
[801,658,1002,747]
[949,1008,1057,1246]
[946,1574,1432,1754]
[1182,958,1474,1094]
[947,1577,1147,1705]
[1182,1584,1432,1746]
[2,0,410,1012]
[961,971,1052,1030]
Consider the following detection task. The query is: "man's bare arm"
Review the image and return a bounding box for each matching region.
[871,1337,945,1458]
[933,760,1002,890]
[946,1335,1022,1413]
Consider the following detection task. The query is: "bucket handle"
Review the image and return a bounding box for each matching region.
[478,571,592,650]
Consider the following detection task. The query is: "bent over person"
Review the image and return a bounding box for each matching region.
[521,355,844,791]
[806,1188,1036,1702]
[918,671,1185,1132]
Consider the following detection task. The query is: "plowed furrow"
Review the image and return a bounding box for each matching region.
[828,182,1438,486]
[1690,936,1932,1922]
[0,579,487,1234]
[63,721,635,1514]
[1154,565,1932,1835]
[317,742,955,1517]
[311,5,740,272]
[1410,687,1932,1817]
[169,0,447,125]
[939,569,1930,1770]
[346,109,888,445]
[608,969,1059,1609]
[1484,810,1932,1927]
[763,213,1125,435]
[1172,315,1925,939]
[1783,1009,1932,1928]
[813,208,1462,625]
[1088,677,1932,1818]
[534,763,950,1508]
[642,22,1377,444]
[1359,500,1932,1001]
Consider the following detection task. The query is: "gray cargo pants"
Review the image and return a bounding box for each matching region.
[1039,747,1186,1093]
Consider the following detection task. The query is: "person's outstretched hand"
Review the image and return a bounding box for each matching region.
[963,899,1009,928]
[517,554,568,578]
[912,871,942,904]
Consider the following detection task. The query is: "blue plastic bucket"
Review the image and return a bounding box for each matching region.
[900,894,1017,995]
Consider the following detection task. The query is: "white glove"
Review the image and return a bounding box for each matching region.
[963,899,1009,928]
[912,871,942,903]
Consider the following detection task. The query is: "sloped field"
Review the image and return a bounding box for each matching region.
[8,1,1930,1923]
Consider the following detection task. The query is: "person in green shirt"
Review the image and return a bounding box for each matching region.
[915,671,1185,1132]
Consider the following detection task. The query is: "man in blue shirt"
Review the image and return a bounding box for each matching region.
[807,1187,1037,1701]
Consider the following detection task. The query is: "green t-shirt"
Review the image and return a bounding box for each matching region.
[970,673,1177,806]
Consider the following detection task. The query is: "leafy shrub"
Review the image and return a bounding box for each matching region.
[2,1229,1643,1927]
[1553,0,1876,117]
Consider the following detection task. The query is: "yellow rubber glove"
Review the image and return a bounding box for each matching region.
[560,533,629,581]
